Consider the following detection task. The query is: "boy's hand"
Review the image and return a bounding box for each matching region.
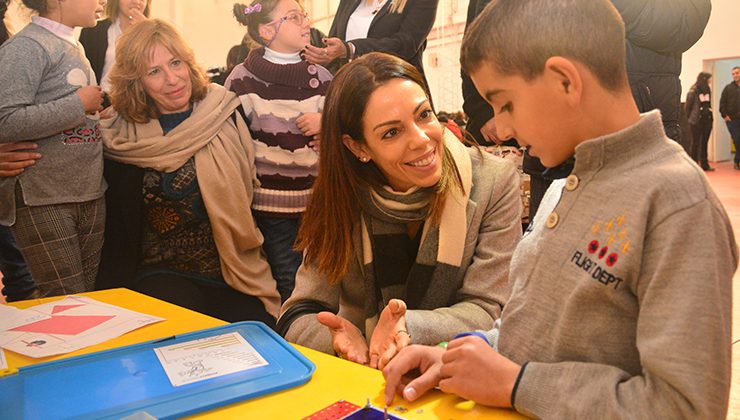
[317,312,370,365]
[0,142,41,177]
[439,336,521,407]
[369,299,410,370]
[76,86,104,114]
[725,116,732,122]
[297,112,322,137]
[382,345,445,405]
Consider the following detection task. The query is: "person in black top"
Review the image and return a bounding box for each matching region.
[685,72,714,171]
[719,66,740,170]
[79,0,151,98]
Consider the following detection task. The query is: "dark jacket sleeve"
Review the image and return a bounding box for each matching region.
[719,84,730,119]
[461,0,491,145]
[79,20,111,85]
[610,0,711,54]
[95,159,144,290]
[685,87,699,125]
[349,0,439,61]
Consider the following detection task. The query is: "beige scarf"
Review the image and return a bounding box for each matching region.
[101,84,280,318]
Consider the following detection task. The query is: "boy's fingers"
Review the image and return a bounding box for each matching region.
[402,368,441,402]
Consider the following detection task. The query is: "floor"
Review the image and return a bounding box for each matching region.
[1,160,739,416]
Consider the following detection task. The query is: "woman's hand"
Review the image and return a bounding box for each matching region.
[369,299,410,370]
[309,136,320,152]
[317,312,370,365]
[382,344,445,405]
[438,336,521,407]
[480,117,504,144]
[297,112,322,137]
[127,8,147,26]
[303,38,346,66]
[0,142,41,177]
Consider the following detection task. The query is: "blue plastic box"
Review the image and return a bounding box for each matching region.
[0,322,315,419]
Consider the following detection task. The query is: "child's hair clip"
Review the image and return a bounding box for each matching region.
[244,3,262,14]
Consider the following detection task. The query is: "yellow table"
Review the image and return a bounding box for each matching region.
[4,289,523,419]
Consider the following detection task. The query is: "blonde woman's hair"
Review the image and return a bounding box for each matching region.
[108,18,209,123]
[388,0,408,14]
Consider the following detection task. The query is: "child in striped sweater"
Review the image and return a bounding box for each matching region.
[226,0,332,302]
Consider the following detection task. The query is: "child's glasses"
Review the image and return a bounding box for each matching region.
[265,10,309,47]
[270,10,309,27]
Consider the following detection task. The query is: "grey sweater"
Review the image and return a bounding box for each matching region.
[499,111,738,419]
[281,150,522,351]
[0,23,105,226]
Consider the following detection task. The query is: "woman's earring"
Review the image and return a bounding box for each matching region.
[359,156,370,163]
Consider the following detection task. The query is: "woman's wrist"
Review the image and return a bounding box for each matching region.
[344,41,355,61]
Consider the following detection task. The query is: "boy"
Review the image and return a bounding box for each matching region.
[382,0,738,418]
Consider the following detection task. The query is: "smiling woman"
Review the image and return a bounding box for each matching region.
[277,52,523,370]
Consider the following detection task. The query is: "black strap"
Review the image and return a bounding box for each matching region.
[231,104,249,125]
[275,301,335,337]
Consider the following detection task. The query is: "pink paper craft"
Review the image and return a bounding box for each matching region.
[51,304,85,314]
[10,315,115,335]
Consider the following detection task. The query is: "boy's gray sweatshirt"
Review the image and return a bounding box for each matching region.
[500,111,738,419]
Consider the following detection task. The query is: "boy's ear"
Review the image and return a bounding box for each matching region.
[544,56,582,106]
[342,134,369,161]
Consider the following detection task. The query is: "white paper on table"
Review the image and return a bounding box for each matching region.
[0,304,50,331]
[154,332,269,387]
[0,348,7,370]
[0,296,165,358]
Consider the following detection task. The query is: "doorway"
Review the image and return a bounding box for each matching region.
[704,57,740,162]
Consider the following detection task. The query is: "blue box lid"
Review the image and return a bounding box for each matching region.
[0,321,315,419]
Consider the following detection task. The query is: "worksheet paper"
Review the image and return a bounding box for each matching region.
[154,332,269,387]
[0,296,164,358]
[0,304,50,331]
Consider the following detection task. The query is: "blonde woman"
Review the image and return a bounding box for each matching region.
[98,19,280,324]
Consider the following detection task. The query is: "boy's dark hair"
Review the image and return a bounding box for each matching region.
[461,0,628,92]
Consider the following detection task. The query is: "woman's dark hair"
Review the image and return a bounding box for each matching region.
[694,72,712,94]
[1,0,9,45]
[233,1,281,47]
[295,52,463,284]
[21,0,47,14]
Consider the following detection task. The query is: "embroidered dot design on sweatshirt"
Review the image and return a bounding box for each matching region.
[606,253,619,267]
[588,240,599,254]
[598,246,608,259]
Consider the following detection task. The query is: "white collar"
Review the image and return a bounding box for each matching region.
[263,47,302,65]
[31,16,77,46]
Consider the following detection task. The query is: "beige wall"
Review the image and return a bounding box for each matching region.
[5,0,738,114]
[149,0,247,71]
[681,0,740,102]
